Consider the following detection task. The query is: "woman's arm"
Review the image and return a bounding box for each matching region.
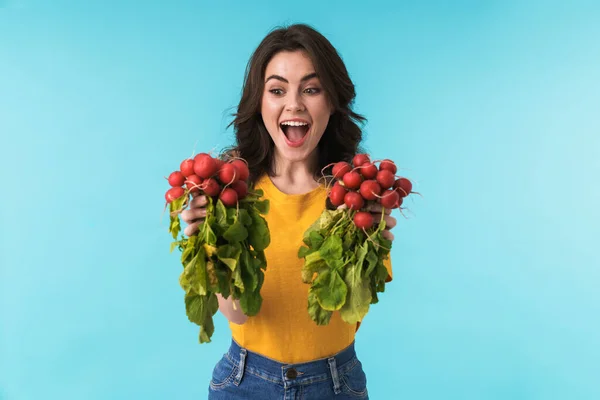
[215,293,248,325]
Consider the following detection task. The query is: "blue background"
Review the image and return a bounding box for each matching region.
[1,1,599,399]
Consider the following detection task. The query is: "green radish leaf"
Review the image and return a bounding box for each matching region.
[240,248,258,292]
[238,208,252,226]
[308,287,333,325]
[240,289,262,316]
[298,246,313,259]
[217,244,242,271]
[170,241,180,253]
[308,231,325,249]
[313,270,347,311]
[179,270,191,294]
[199,293,219,343]
[342,230,354,252]
[302,209,344,245]
[255,250,267,270]
[340,261,372,324]
[319,235,344,270]
[226,207,238,225]
[301,257,327,284]
[170,214,181,240]
[376,260,389,283]
[253,199,270,214]
[364,248,379,279]
[194,247,208,295]
[169,196,187,239]
[247,209,270,251]
[183,248,207,296]
[184,290,205,326]
[206,261,219,292]
[355,241,369,273]
[215,264,231,298]
[203,220,218,246]
[232,266,244,291]
[223,220,248,243]
[181,235,197,264]
[214,199,228,227]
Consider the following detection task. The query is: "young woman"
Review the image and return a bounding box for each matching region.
[181,24,397,399]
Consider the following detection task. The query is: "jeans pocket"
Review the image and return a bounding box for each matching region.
[340,359,369,398]
[209,354,238,391]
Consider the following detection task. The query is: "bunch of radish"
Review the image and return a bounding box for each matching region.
[328,154,413,230]
[165,152,270,344]
[165,153,251,208]
[298,154,415,327]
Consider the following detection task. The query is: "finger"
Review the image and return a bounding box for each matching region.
[183,220,203,237]
[190,195,208,208]
[383,215,397,229]
[366,203,391,215]
[181,208,206,224]
[381,230,395,242]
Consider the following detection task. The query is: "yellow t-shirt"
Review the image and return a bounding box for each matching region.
[229,174,393,363]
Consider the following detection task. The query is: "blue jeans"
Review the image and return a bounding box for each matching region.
[208,339,369,399]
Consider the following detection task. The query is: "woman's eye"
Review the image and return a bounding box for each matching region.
[269,88,284,95]
[304,87,321,95]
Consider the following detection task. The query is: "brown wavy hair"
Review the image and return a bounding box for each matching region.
[224,23,365,185]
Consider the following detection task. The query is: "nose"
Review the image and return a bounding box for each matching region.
[286,91,305,112]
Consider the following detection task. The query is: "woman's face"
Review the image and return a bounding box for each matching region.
[261,50,333,166]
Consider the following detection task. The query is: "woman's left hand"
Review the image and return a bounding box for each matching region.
[336,203,397,241]
[366,203,397,242]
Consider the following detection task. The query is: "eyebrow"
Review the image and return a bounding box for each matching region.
[265,72,318,84]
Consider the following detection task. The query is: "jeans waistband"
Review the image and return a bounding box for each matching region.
[225,338,359,390]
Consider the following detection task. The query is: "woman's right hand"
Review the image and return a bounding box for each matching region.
[181,195,208,236]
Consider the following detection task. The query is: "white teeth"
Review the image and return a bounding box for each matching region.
[280,121,309,126]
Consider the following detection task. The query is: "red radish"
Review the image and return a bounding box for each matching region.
[219,188,238,207]
[218,163,238,185]
[231,160,249,182]
[332,162,352,179]
[359,180,382,201]
[202,178,221,197]
[180,159,195,177]
[379,159,397,174]
[380,189,400,209]
[329,182,347,206]
[353,154,370,167]
[353,212,374,230]
[343,171,362,189]
[231,180,248,199]
[376,170,395,189]
[185,174,203,193]
[215,158,225,171]
[344,191,364,211]
[394,177,412,197]
[359,163,378,179]
[165,187,185,203]
[193,153,218,179]
[168,171,185,187]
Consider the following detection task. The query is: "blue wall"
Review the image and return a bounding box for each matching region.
[1,1,599,399]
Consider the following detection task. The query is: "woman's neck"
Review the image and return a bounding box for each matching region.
[269,151,320,195]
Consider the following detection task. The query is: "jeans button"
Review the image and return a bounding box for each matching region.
[286,368,298,379]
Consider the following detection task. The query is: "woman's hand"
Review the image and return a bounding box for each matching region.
[181,195,208,236]
[336,203,397,242]
[366,203,397,242]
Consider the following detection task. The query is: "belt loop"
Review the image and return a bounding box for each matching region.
[328,357,341,394]
[233,348,247,386]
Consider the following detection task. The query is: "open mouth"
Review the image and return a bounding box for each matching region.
[280,121,310,147]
